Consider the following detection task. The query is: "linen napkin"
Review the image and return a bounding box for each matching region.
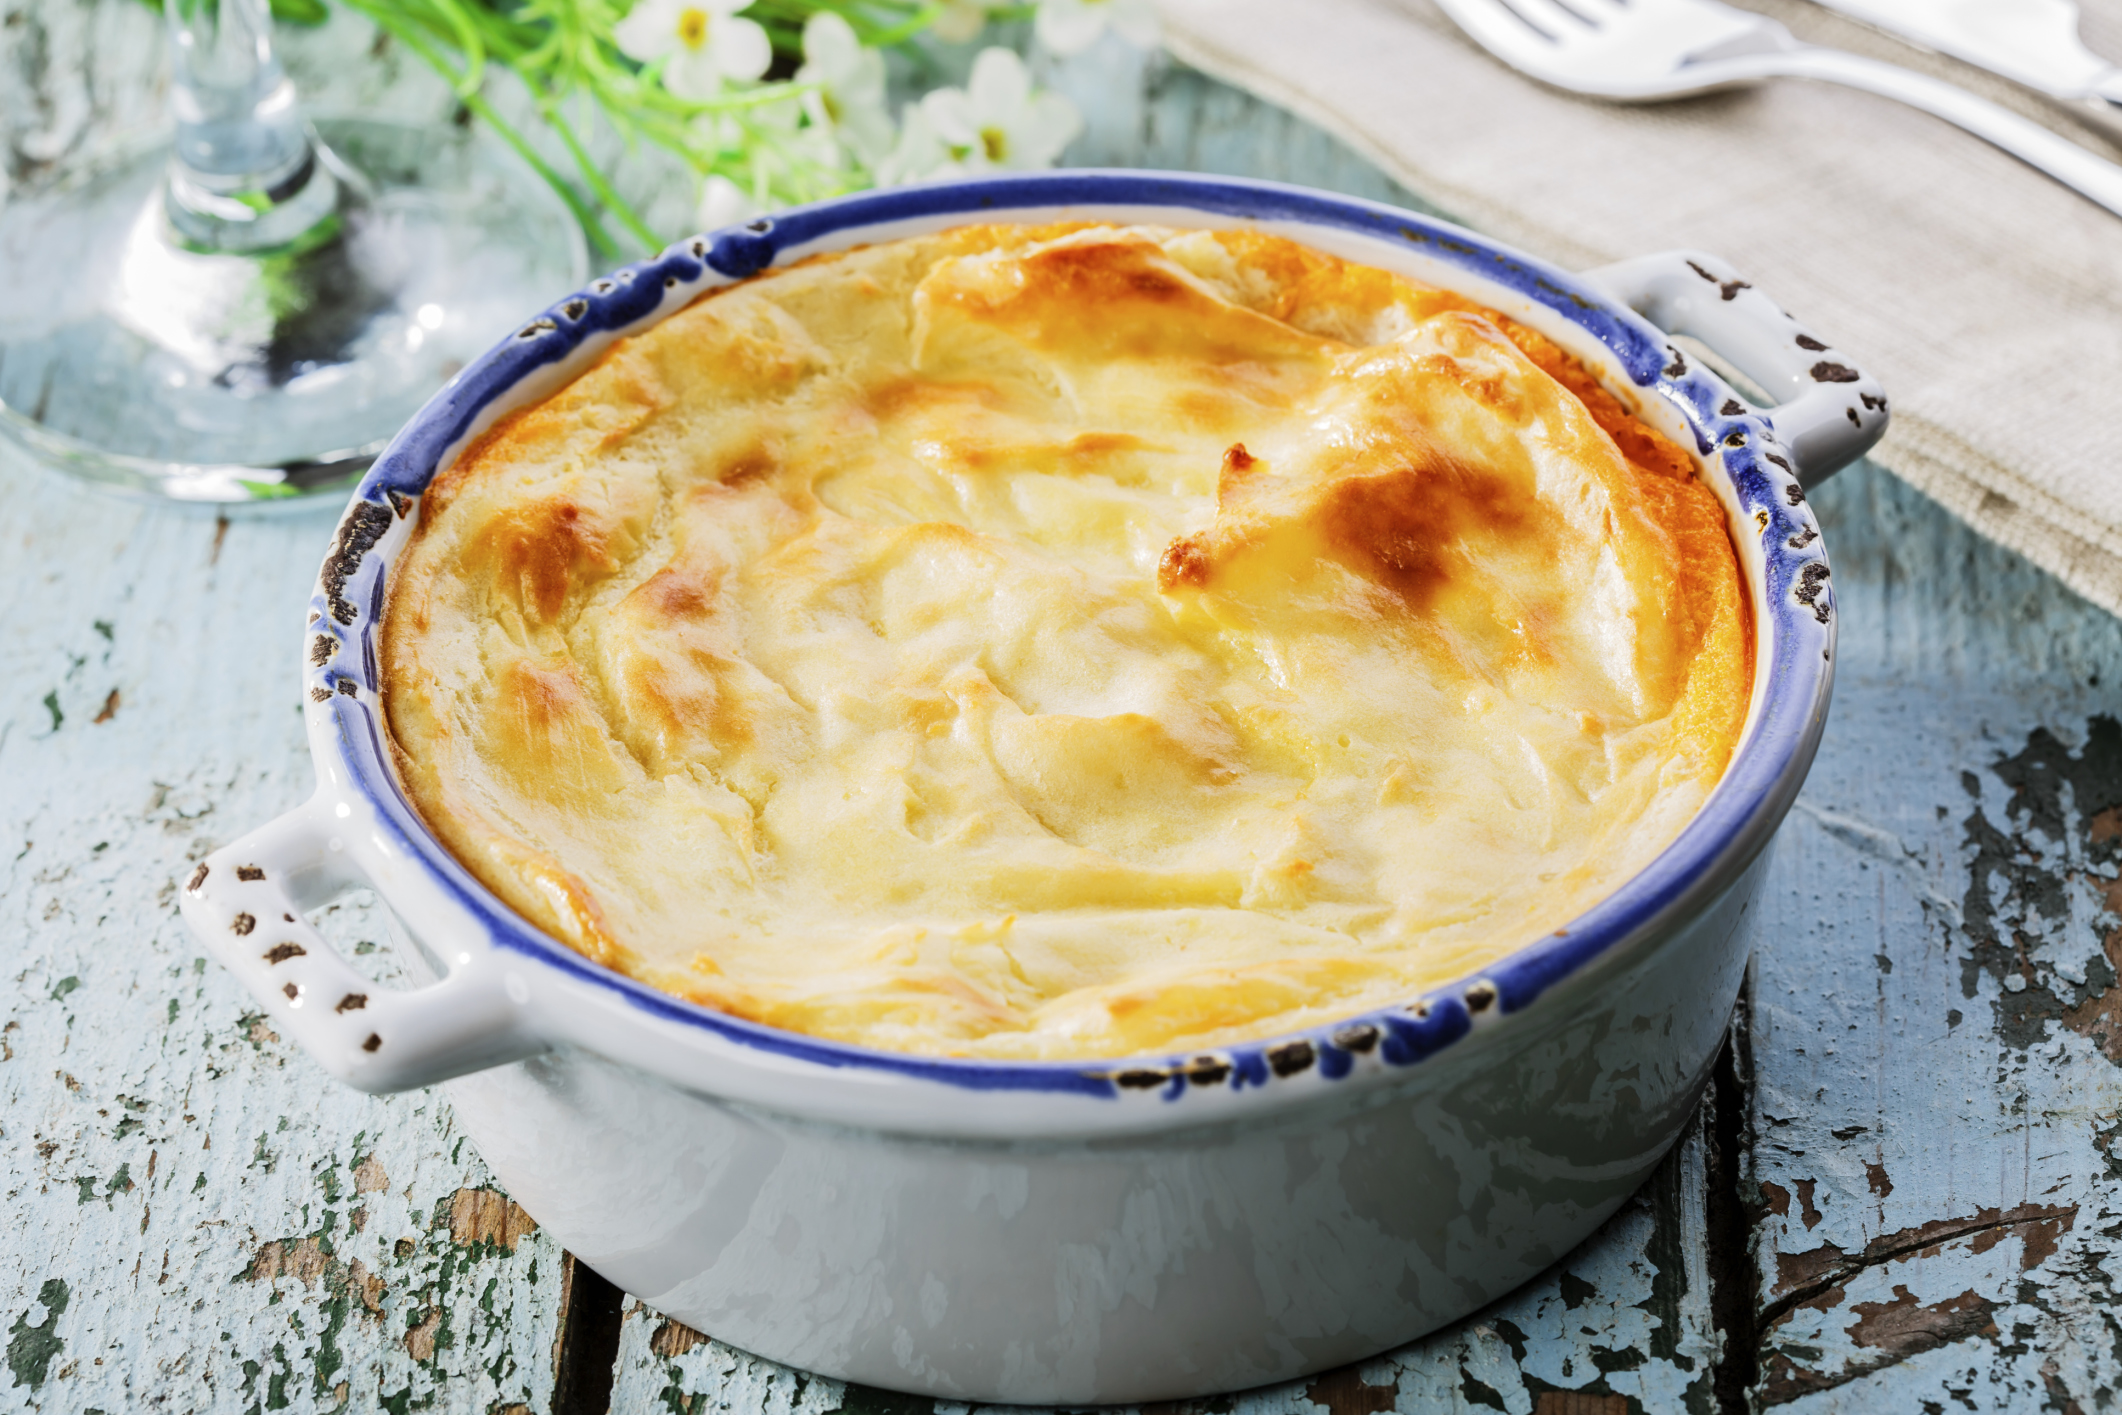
[1156,0,2122,620]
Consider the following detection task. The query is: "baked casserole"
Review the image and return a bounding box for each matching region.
[381,223,1749,1060]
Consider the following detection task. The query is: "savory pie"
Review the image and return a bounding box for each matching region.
[381,223,1750,1060]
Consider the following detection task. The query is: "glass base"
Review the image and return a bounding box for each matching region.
[0,117,589,505]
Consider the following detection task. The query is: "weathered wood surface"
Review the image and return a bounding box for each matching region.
[0,491,571,1411]
[1743,468,2122,1412]
[11,1,2122,1409]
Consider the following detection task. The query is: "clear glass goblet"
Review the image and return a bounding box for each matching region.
[0,0,588,504]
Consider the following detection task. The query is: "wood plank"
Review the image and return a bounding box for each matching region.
[0,473,571,1410]
[1743,463,2122,1409]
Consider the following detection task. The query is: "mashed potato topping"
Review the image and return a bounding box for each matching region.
[382,223,1750,1059]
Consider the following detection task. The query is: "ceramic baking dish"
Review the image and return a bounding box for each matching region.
[179,171,1883,1404]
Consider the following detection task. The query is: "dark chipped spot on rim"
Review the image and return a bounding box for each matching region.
[1267,1040,1316,1077]
[337,679,358,698]
[336,993,369,1013]
[264,942,305,965]
[1754,509,1771,534]
[562,298,588,320]
[1185,1055,1232,1086]
[235,865,265,882]
[1332,1023,1380,1053]
[1720,399,1745,417]
[1861,392,1887,411]
[1789,526,1818,549]
[1845,406,1862,428]
[282,982,299,1000]
[282,913,294,923]
[1114,1068,1167,1089]
[322,500,394,626]
[517,317,557,339]
[1663,347,1688,378]
[1795,561,1832,623]
[232,912,256,936]
[1795,333,1827,352]
[1686,259,1719,283]
[591,279,615,294]
[1723,430,1746,447]
[1810,361,1860,384]
[1786,483,1807,506]
[187,863,209,893]
[387,489,417,520]
[361,1034,382,1053]
[1409,1000,1432,1020]
[310,635,336,667]
[310,686,333,703]
[1465,981,1499,1014]
[690,238,707,257]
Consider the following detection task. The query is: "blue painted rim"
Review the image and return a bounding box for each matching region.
[307,170,1830,1101]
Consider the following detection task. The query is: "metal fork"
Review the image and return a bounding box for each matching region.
[1432,0,2122,217]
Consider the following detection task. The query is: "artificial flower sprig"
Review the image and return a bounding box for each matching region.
[243,0,1158,259]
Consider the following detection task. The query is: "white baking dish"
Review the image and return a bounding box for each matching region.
[179,171,1882,1404]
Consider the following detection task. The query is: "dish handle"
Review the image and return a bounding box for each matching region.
[178,797,546,1093]
[1585,250,1887,487]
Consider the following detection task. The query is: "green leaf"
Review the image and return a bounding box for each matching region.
[270,0,332,25]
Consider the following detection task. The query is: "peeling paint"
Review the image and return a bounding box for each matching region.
[6,1278,68,1391]
[1746,463,2122,1411]
[447,1188,537,1254]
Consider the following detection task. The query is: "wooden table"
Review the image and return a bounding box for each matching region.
[7,9,2121,1411]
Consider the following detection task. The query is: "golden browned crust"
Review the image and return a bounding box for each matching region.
[382,224,1750,1059]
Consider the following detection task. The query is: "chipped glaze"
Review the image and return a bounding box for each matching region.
[174,172,1883,1402]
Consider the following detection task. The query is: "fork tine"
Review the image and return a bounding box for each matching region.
[1498,0,1608,38]
[1434,0,1568,51]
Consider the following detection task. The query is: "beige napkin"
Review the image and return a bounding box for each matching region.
[1157,0,2122,618]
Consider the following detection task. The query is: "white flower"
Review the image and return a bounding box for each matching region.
[1034,0,1158,56]
[874,102,966,187]
[615,0,771,101]
[931,0,989,43]
[916,48,1082,174]
[696,174,760,229]
[797,13,894,167]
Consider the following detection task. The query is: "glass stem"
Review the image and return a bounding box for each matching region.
[163,0,341,252]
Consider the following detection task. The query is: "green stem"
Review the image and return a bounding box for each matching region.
[538,94,664,252]
[867,2,943,47]
[423,0,490,93]
[303,0,925,251]
[344,0,623,257]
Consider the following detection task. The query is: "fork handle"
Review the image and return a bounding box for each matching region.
[1771,46,2122,218]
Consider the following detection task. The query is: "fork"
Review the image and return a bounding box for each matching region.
[1431,0,2122,217]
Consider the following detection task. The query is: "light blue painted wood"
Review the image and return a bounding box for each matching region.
[1742,463,2122,1410]
[0,478,569,1410]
